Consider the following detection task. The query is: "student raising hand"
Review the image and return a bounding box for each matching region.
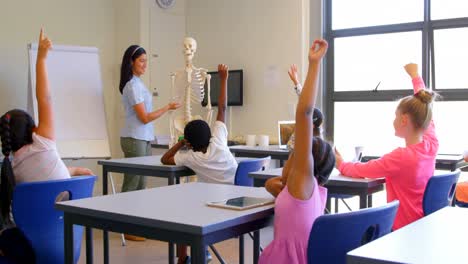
[218,64,229,80]
[308,39,328,63]
[38,28,52,60]
[288,64,300,86]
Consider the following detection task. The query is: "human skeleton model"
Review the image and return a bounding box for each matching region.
[169,37,212,146]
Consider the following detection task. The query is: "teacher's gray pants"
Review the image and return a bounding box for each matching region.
[120,137,152,192]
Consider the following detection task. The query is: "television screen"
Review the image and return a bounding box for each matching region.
[202,69,243,106]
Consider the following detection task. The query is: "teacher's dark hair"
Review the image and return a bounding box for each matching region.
[119,45,146,94]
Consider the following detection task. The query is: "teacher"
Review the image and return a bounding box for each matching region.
[119,45,180,238]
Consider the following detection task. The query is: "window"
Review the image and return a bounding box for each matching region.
[325,0,468,154]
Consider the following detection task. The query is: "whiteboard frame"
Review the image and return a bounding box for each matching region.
[27,43,111,159]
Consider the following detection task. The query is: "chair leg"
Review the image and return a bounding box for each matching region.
[109,173,126,246]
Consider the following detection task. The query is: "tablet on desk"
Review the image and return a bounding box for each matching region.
[207,196,274,211]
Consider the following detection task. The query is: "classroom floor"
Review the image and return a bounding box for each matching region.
[78,227,274,264]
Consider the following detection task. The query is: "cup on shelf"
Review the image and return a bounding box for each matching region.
[246,135,256,147]
[257,135,269,147]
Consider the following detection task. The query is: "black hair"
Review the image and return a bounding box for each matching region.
[0,109,35,225]
[0,227,36,264]
[313,108,323,137]
[119,45,147,94]
[312,136,335,185]
[184,120,211,152]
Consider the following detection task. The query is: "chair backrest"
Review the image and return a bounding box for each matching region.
[234,156,271,187]
[308,200,399,264]
[12,176,96,264]
[423,170,460,216]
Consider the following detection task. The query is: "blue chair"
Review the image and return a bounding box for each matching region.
[12,176,96,264]
[234,156,271,187]
[308,200,399,264]
[422,170,460,216]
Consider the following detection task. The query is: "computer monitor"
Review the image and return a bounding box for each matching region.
[202,69,243,106]
[278,120,295,149]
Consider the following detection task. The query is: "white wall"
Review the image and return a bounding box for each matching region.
[0,0,120,193]
[186,0,313,142]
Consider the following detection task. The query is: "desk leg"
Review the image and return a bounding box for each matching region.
[103,230,109,264]
[169,243,175,264]
[168,175,175,185]
[279,160,284,167]
[368,195,373,208]
[326,197,331,213]
[176,176,180,185]
[253,230,260,264]
[191,241,206,264]
[359,193,367,209]
[103,167,108,195]
[64,214,74,264]
[239,235,244,264]
[86,227,93,264]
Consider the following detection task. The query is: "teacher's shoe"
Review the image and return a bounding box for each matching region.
[124,234,146,241]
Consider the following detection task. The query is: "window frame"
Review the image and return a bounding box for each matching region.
[323,0,468,145]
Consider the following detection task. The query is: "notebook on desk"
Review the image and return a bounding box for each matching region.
[278,121,295,149]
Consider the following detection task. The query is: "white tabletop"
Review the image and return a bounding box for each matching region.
[230,145,289,154]
[347,207,468,264]
[57,182,274,235]
[97,155,191,172]
[250,168,386,188]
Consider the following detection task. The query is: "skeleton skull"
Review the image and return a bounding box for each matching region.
[183,37,197,62]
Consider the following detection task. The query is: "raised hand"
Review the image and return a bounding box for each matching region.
[288,64,300,86]
[218,64,229,81]
[404,63,419,79]
[308,39,328,64]
[38,28,52,60]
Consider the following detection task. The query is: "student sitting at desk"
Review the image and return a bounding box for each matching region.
[0,29,92,262]
[260,39,335,264]
[161,64,238,263]
[335,63,439,230]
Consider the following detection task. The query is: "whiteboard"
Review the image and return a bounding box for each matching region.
[27,44,110,159]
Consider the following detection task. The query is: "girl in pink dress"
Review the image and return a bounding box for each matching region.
[261,39,335,264]
[335,64,438,230]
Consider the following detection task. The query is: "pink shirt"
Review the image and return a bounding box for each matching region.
[338,77,438,230]
[12,133,70,184]
[259,177,327,264]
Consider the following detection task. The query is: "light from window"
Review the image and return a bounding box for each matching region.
[433,101,468,154]
[335,32,422,92]
[332,0,423,30]
[434,28,468,89]
[334,102,403,160]
[432,0,468,20]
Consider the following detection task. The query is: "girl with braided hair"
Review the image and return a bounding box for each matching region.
[0,29,93,226]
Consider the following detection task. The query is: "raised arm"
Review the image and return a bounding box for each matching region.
[404,63,425,94]
[34,28,55,140]
[287,40,328,200]
[134,101,180,124]
[216,64,228,123]
[288,64,302,95]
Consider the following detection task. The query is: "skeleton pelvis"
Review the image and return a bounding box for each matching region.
[174,115,203,134]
